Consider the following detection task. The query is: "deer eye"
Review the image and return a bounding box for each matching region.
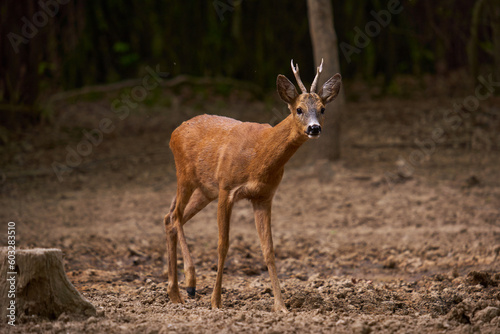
[320,107,325,114]
[296,108,303,115]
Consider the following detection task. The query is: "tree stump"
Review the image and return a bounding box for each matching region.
[0,248,96,323]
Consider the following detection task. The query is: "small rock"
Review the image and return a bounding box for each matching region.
[464,175,480,188]
[383,256,397,269]
[352,320,371,334]
[341,280,354,288]
[58,312,71,323]
[86,316,98,324]
[466,271,494,287]
[474,306,500,323]
[447,305,471,324]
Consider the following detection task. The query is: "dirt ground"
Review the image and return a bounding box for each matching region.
[1,76,500,333]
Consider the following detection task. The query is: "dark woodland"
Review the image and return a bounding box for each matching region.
[1,1,499,333]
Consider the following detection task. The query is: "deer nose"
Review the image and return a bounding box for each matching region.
[307,124,321,136]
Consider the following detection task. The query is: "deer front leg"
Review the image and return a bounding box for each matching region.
[253,200,288,313]
[211,190,233,309]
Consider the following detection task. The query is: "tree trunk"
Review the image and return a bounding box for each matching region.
[0,248,96,323]
[468,0,486,85]
[488,0,500,83]
[307,0,346,161]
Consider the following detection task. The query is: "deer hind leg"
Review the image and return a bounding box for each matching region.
[211,189,234,309]
[178,188,213,298]
[164,196,182,303]
[164,185,194,303]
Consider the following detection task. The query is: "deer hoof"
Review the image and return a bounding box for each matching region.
[168,290,184,304]
[211,296,222,309]
[273,304,289,313]
[186,287,196,298]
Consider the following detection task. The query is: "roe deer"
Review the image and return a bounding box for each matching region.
[164,59,341,312]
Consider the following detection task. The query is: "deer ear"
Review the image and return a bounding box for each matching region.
[319,73,342,104]
[277,75,299,104]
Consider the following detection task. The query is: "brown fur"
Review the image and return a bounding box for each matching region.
[164,63,341,312]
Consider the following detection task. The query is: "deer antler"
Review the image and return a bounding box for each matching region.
[290,59,307,94]
[310,58,323,93]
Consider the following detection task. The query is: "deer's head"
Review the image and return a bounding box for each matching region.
[277,59,342,138]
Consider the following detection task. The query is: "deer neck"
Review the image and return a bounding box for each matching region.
[255,114,308,174]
